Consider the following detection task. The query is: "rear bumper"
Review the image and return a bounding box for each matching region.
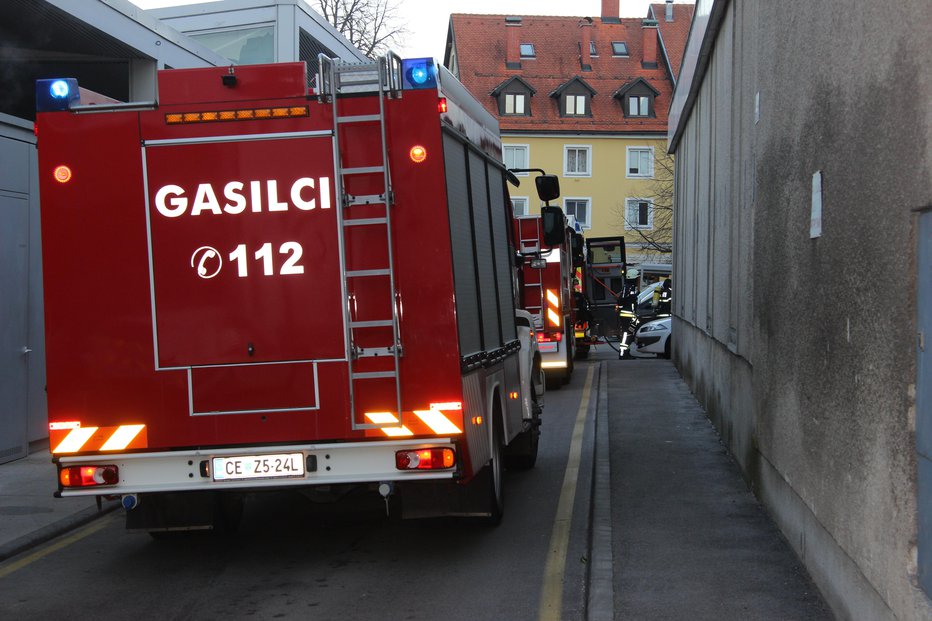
[55,438,457,497]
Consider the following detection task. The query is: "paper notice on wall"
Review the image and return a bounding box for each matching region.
[810,170,823,239]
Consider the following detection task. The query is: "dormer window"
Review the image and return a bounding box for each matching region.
[613,78,660,119]
[611,41,629,56]
[505,93,526,114]
[565,95,586,116]
[549,76,596,119]
[629,96,649,116]
[491,76,536,117]
[520,43,535,58]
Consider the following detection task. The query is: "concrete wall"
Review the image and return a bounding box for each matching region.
[670,0,932,618]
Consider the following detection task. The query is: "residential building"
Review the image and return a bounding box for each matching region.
[668,1,932,619]
[444,0,694,281]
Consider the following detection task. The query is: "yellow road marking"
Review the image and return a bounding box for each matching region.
[538,365,595,621]
[0,513,116,579]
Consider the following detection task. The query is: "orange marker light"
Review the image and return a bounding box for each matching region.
[409,145,428,163]
[437,97,448,113]
[53,165,72,183]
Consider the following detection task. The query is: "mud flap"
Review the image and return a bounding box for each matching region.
[125,491,217,533]
[396,471,495,520]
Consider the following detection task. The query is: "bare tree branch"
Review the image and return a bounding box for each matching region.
[614,150,674,260]
[315,0,407,58]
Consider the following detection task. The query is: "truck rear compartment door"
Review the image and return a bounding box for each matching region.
[142,132,345,414]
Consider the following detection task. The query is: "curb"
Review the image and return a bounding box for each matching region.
[0,500,120,563]
[587,361,615,621]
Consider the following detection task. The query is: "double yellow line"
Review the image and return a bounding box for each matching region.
[538,365,595,621]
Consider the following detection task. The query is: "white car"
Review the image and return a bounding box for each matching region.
[634,316,672,358]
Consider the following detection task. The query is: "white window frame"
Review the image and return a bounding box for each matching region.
[626,146,654,178]
[504,144,530,175]
[563,145,591,177]
[563,197,592,230]
[564,94,587,116]
[510,196,529,216]
[625,197,654,230]
[628,95,649,117]
[504,93,526,115]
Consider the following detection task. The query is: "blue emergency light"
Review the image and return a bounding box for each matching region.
[401,58,437,90]
[36,78,80,112]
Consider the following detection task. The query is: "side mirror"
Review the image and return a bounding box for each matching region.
[571,232,585,267]
[541,206,566,247]
[535,175,560,203]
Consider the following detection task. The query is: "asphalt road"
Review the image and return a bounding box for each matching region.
[0,363,599,621]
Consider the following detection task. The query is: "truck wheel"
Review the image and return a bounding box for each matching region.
[483,415,505,525]
[504,397,541,470]
[562,348,574,384]
[575,345,590,360]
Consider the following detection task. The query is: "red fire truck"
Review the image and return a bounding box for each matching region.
[514,203,579,387]
[35,54,546,531]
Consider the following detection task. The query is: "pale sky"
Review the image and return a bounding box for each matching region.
[128,0,661,60]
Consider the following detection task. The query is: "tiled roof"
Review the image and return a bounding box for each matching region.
[649,3,696,82]
[448,13,677,134]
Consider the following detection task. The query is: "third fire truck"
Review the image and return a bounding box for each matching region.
[513,199,583,387]
[35,53,547,532]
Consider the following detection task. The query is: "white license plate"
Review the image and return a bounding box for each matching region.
[212,453,305,481]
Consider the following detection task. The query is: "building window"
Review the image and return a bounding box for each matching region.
[625,198,653,229]
[628,95,649,116]
[504,93,526,115]
[520,43,535,58]
[589,41,598,56]
[564,146,591,177]
[611,41,629,56]
[504,145,529,173]
[511,197,529,216]
[564,94,587,116]
[626,147,654,178]
[564,198,591,229]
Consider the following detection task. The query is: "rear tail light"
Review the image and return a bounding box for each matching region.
[395,448,455,470]
[537,331,563,343]
[59,465,119,488]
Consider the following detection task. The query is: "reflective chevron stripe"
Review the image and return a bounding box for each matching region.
[50,424,148,454]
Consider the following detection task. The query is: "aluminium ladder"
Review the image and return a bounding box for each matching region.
[318,53,404,431]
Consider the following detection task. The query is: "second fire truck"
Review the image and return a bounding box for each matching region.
[513,196,583,387]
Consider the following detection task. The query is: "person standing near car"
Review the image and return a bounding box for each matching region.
[617,268,639,359]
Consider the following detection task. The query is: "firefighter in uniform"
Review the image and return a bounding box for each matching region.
[656,278,672,316]
[616,268,639,359]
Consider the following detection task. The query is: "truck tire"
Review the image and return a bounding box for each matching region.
[504,396,541,470]
[561,346,574,384]
[575,344,590,360]
[482,414,505,525]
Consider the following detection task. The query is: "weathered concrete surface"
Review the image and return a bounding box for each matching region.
[607,359,830,620]
[669,0,932,618]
